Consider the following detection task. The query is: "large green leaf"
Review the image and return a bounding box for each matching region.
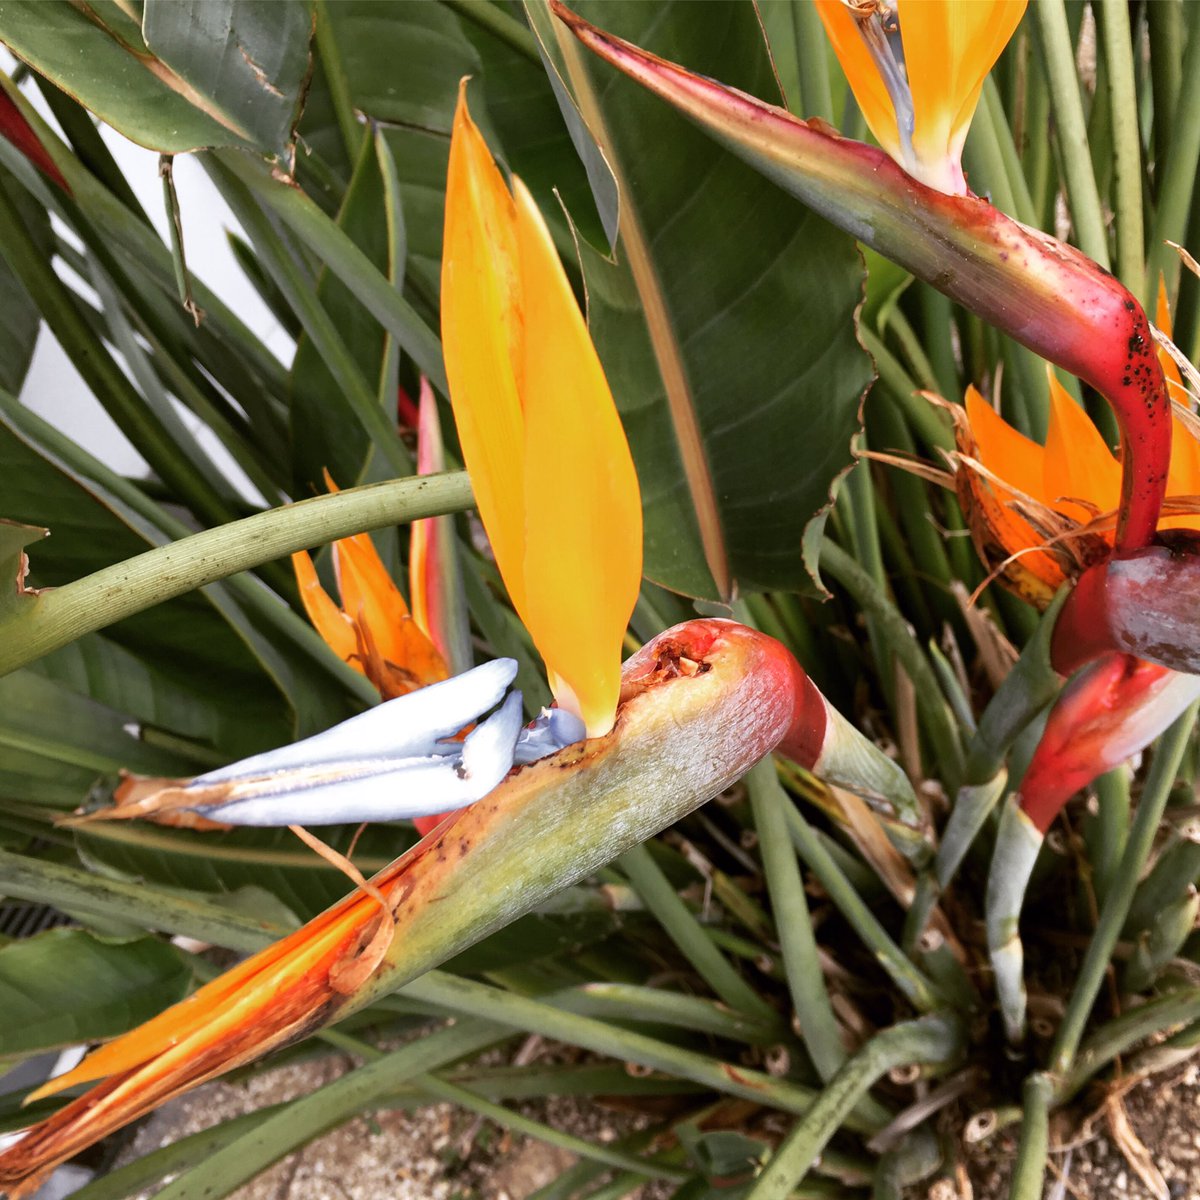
[324,1,480,135]
[0,517,45,620]
[0,929,191,1056]
[0,167,47,395]
[530,1,872,599]
[142,0,313,167]
[0,669,192,810]
[0,1,257,154]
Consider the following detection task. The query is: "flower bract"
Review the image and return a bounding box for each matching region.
[815,0,1027,194]
[441,83,643,739]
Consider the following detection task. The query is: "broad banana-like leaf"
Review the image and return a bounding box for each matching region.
[0,0,310,162]
[552,3,1171,559]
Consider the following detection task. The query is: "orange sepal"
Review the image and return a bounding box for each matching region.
[441,85,642,737]
[903,0,1027,192]
[955,387,1065,604]
[292,549,358,667]
[813,0,902,162]
[1042,370,1122,526]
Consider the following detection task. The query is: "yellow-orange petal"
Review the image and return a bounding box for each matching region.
[513,176,642,737]
[902,0,1027,192]
[334,537,448,695]
[292,550,359,668]
[813,0,903,163]
[965,384,1047,504]
[441,82,529,618]
[960,386,1063,598]
[1043,369,1121,525]
[32,883,384,1099]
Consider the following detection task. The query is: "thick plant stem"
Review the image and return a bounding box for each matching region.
[1147,10,1200,299]
[0,472,475,676]
[618,841,775,1022]
[820,542,964,790]
[781,802,944,1013]
[1098,0,1145,298]
[1032,0,1110,269]
[744,1015,963,1199]
[1049,702,1200,1074]
[1008,1073,1053,1200]
[747,759,846,1081]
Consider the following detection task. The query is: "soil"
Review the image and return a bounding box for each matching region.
[964,1063,1200,1200]
[112,1045,670,1200]
[100,1032,1200,1200]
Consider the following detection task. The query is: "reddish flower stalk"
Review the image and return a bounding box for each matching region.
[1051,538,1200,676]
[552,3,1171,555]
[1018,652,1200,833]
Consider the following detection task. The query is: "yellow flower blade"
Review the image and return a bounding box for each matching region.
[1043,370,1121,524]
[512,176,643,738]
[902,0,1026,192]
[442,85,643,737]
[812,0,902,162]
[441,83,529,618]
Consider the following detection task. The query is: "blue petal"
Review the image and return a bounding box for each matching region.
[514,707,587,765]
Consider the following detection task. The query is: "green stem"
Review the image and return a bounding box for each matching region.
[819,542,965,791]
[747,759,845,1081]
[0,472,474,676]
[1148,0,1184,183]
[1007,1073,1052,1200]
[417,1075,685,1182]
[745,1016,962,1199]
[859,327,953,453]
[1032,0,1111,268]
[150,1023,512,1200]
[780,800,943,1013]
[618,842,775,1022]
[1049,702,1200,1074]
[1059,986,1200,1103]
[404,971,888,1132]
[1147,10,1200,299]
[790,0,834,123]
[1099,0,1146,297]
[0,392,373,702]
[1088,768,1130,908]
